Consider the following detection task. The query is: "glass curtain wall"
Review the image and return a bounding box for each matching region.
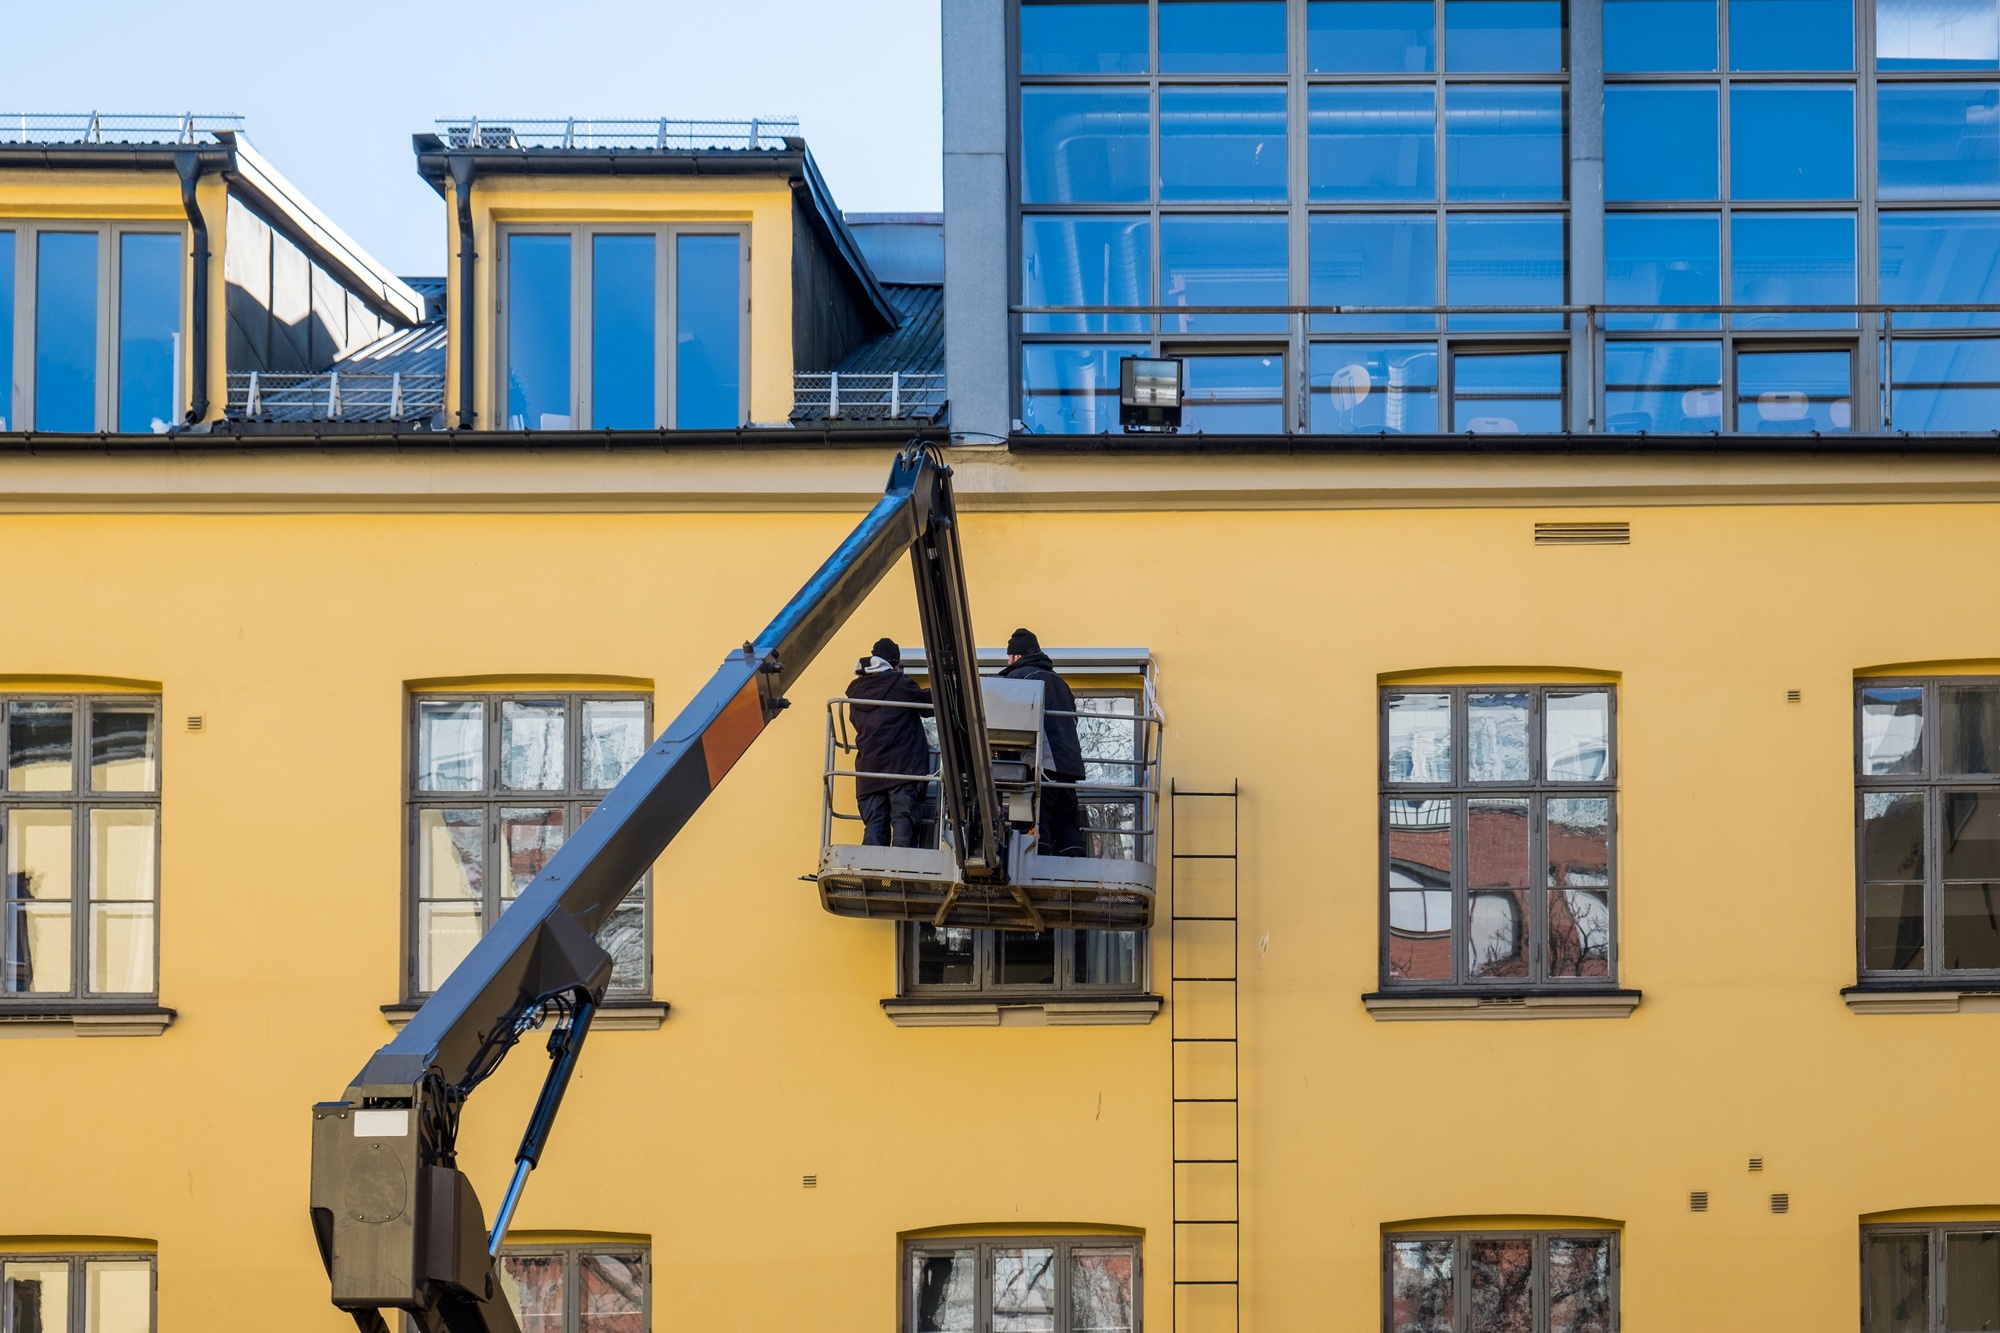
[1015,0,2000,434]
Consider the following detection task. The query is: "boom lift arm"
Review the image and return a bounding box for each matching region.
[309,445,1003,1333]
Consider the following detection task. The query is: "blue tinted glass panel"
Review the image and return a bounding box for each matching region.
[1310,215,1438,331]
[1731,212,1856,328]
[1308,0,1437,70]
[1311,341,1440,430]
[1606,87,1719,201]
[1605,0,1718,70]
[1160,0,1288,71]
[117,232,180,434]
[1879,85,2000,200]
[1183,354,1286,432]
[1309,87,1437,201]
[35,231,98,432]
[1890,338,2000,428]
[506,234,571,430]
[1160,215,1289,332]
[1445,214,1565,329]
[1021,88,1152,204]
[1881,211,2000,327]
[1443,0,1564,70]
[1161,87,1289,202]
[1021,0,1150,73]
[1730,87,1854,200]
[0,233,15,431]
[1021,343,1149,433]
[1604,341,1724,431]
[1452,350,1564,431]
[1728,0,1853,69]
[1022,216,1151,333]
[591,234,655,429]
[1605,214,1722,329]
[1445,86,1564,201]
[1736,348,1850,430]
[676,234,741,429]
[1879,0,1999,69]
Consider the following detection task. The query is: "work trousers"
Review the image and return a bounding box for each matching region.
[861,782,932,848]
[1039,777,1086,858]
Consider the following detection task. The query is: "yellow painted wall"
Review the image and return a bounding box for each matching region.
[447,174,797,427]
[0,168,231,425]
[1,449,1999,1331]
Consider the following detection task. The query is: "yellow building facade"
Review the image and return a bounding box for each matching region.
[5,115,2000,1333]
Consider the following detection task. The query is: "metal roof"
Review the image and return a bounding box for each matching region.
[836,284,944,377]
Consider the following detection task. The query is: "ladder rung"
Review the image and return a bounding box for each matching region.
[1172,1280,1241,1285]
[1171,852,1238,859]
[1173,1097,1238,1104]
[1172,1036,1237,1043]
[1171,914,1237,922]
[1171,1221,1240,1228]
[1171,975,1238,982]
[1174,1158,1238,1164]
[1171,790,1238,798]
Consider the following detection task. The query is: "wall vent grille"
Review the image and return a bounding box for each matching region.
[1689,1191,1709,1212]
[1785,690,1801,702]
[1749,1156,1764,1171]
[802,1174,818,1189]
[186,715,204,731]
[1535,521,1631,546]
[1771,1193,1789,1214]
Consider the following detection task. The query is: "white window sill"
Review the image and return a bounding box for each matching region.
[1842,987,2000,1014]
[0,1005,176,1037]
[1363,991,1642,1021]
[881,995,1163,1028]
[382,1001,670,1032]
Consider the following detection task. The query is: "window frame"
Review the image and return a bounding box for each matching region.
[1861,1222,2000,1333]
[1377,683,1619,990]
[404,690,653,1003]
[492,222,751,430]
[0,1251,158,1332]
[902,1234,1142,1333]
[496,1242,650,1333]
[0,220,188,433]
[1380,1229,1619,1333]
[1,693,163,1005]
[1853,675,2000,983]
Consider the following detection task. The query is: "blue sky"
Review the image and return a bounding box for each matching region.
[7,0,943,276]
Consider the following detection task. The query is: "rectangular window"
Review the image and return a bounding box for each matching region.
[1443,85,1565,202]
[1864,1224,2000,1332]
[0,1253,155,1333]
[409,693,651,999]
[35,232,99,433]
[1879,84,2000,200]
[1308,0,1438,71]
[1311,342,1441,431]
[1160,86,1289,202]
[1020,342,1149,434]
[1729,86,1856,200]
[499,226,746,431]
[1730,0,1854,70]
[1308,87,1439,203]
[1444,214,1566,330]
[1452,349,1565,430]
[1730,212,1856,329]
[500,1244,647,1333]
[1385,1231,1615,1333]
[906,1236,1137,1333]
[1605,86,1720,201]
[1441,0,1565,71]
[1159,215,1289,333]
[1877,0,1999,69]
[1604,213,1723,330]
[1181,352,1287,431]
[1381,686,1616,987]
[1736,346,1851,430]
[1310,215,1439,332]
[1605,0,1717,71]
[1022,216,1152,334]
[1022,0,1150,73]
[1880,211,2000,327]
[1605,339,1724,431]
[1021,88,1153,205]
[1888,337,2000,429]
[1160,0,1288,71]
[1857,680,2000,980]
[2,696,160,1002]
[116,233,181,434]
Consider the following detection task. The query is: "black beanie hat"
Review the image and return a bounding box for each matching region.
[1007,628,1040,656]
[871,637,901,665]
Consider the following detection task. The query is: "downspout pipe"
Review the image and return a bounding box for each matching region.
[450,155,477,429]
[173,151,211,425]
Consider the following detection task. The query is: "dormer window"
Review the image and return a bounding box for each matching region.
[499,225,746,430]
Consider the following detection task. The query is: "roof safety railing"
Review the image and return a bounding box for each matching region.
[793,372,947,421]
[2,112,243,145]
[227,371,445,423]
[436,118,799,151]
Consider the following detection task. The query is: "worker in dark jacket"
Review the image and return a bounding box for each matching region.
[848,637,934,847]
[1000,628,1087,857]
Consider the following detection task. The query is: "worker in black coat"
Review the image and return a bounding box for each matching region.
[1000,628,1088,857]
[848,637,935,847]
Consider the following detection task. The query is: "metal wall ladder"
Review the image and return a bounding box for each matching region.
[1169,781,1240,1333]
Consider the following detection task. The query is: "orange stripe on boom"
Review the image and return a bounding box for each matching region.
[703,680,768,789]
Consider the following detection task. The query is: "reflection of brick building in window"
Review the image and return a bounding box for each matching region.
[500,1248,646,1333]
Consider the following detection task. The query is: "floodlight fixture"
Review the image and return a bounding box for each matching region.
[1119,356,1183,432]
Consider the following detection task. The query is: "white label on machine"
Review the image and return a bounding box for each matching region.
[353,1109,410,1138]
